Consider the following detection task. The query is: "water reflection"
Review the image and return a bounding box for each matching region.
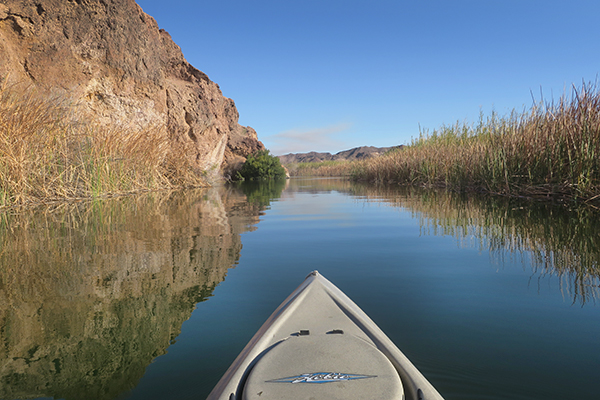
[2,178,598,399]
[0,186,273,400]
[285,178,600,304]
[235,179,287,207]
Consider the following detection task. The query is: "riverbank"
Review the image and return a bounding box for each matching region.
[288,83,600,204]
[0,81,207,209]
[356,83,600,202]
[285,160,354,177]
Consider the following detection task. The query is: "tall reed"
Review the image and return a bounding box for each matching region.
[0,79,205,208]
[354,83,600,201]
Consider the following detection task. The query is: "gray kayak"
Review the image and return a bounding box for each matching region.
[207,271,445,400]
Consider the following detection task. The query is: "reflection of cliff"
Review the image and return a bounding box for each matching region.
[286,178,600,304]
[0,186,262,400]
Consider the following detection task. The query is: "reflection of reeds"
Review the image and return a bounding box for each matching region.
[353,83,600,202]
[337,183,600,304]
[0,189,229,273]
[0,80,206,208]
[0,186,265,288]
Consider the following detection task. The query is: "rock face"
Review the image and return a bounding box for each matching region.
[0,0,263,180]
[278,145,402,164]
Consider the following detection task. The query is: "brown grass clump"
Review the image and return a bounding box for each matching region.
[354,82,600,202]
[0,79,206,208]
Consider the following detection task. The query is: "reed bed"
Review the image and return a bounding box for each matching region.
[0,80,205,208]
[354,83,600,202]
[286,160,355,177]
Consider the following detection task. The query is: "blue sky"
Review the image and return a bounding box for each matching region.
[136,0,600,155]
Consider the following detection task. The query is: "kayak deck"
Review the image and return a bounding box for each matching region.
[207,271,444,400]
[244,332,403,400]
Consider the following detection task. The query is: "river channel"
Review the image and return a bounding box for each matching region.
[1,178,599,400]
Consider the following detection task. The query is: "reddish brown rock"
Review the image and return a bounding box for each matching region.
[0,0,263,180]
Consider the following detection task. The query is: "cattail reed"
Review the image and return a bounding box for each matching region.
[353,82,600,202]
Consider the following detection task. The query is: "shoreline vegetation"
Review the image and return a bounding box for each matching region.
[0,79,206,209]
[288,83,600,205]
[3,78,599,209]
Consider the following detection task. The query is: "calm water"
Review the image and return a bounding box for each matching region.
[1,178,599,400]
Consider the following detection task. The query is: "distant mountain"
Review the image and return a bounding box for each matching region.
[278,145,402,164]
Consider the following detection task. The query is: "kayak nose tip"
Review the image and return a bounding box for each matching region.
[306,270,320,278]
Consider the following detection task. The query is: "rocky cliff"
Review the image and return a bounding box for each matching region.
[0,0,263,180]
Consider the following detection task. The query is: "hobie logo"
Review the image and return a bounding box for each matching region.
[268,372,375,384]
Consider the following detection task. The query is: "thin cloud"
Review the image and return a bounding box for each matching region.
[269,122,352,155]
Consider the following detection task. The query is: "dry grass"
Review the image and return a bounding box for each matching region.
[0,79,206,208]
[354,82,600,202]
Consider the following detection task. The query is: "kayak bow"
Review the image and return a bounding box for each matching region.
[207,271,444,400]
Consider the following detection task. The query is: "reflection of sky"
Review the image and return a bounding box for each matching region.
[120,181,600,400]
[243,186,600,399]
[267,191,418,231]
[273,192,355,224]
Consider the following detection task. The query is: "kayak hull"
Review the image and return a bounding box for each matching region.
[207,271,444,400]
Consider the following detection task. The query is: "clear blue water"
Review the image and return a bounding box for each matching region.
[1,178,599,400]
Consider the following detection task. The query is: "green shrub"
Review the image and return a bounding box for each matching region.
[237,150,287,181]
